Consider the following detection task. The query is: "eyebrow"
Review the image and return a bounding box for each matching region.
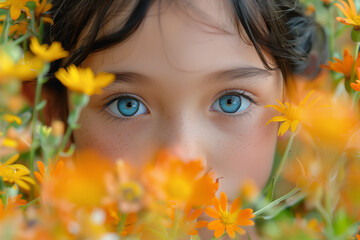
[209,67,271,83]
[108,66,271,84]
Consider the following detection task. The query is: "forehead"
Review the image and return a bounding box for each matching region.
[82,0,272,79]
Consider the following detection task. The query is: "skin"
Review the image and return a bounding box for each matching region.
[74,1,282,202]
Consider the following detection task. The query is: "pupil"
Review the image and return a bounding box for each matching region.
[227,99,232,105]
[126,101,133,108]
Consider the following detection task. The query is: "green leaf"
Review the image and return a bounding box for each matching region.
[266,177,275,202]
[35,100,47,111]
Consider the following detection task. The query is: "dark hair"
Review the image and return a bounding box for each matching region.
[42,0,325,121]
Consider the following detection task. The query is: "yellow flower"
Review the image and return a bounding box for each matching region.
[335,0,360,28]
[205,192,255,239]
[30,37,68,62]
[2,114,21,125]
[34,0,53,24]
[265,91,320,136]
[55,65,115,96]
[0,51,44,82]
[0,0,32,20]
[0,153,35,191]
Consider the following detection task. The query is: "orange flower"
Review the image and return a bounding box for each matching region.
[34,160,64,183]
[321,49,360,79]
[205,192,255,239]
[0,194,26,219]
[103,203,138,236]
[0,0,32,20]
[143,150,218,207]
[356,226,360,240]
[351,69,360,90]
[52,150,113,207]
[335,0,360,28]
[167,205,208,236]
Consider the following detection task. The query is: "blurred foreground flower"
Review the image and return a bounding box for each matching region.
[167,205,208,236]
[0,50,44,82]
[143,151,218,208]
[205,192,255,239]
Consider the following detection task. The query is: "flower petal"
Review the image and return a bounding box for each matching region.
[219,192,227,211]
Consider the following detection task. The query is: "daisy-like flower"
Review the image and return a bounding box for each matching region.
[265,91,320,136]
[321,49,360,79]
[143,150,218,207]
[55,65,115,96]
[0,154,35,191]
[205,192,255,239]
[0,153,26,172]
[0,0,32,20]
[1,165,35,191]
[30,37,69,62]
[335,0,360,29]
[34,160,64,183]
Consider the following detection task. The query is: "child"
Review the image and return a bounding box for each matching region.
[43,0,322,238]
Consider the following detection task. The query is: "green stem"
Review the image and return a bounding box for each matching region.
[20,198,39,210]
[350,42,360,84]
[29,66,48,174]
[3,186,9,209]
[11,32,31,46]
[272,133,295,191]
[55,106,84,158]
[328,5,335,60]
[351,91,360,111]
[1,11,11,43]
[315,202,334,237]
[253,187,300,216]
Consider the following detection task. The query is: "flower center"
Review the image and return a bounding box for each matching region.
[354,15,360,27]
[119,182,143,202]
[220,211,236,225]
[284,106,299,120]
[165,176,192,200]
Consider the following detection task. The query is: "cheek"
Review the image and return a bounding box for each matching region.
[206,110,278,198]
[73,109,156,167]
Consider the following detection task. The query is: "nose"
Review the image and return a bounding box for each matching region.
[155,113,206,165]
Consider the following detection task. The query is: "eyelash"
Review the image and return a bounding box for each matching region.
[101,89,257,121]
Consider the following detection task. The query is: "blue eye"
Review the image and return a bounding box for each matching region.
[107,96,148,118]
[211,93,251,114]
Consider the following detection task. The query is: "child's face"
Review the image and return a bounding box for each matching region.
[73,1,282,198]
